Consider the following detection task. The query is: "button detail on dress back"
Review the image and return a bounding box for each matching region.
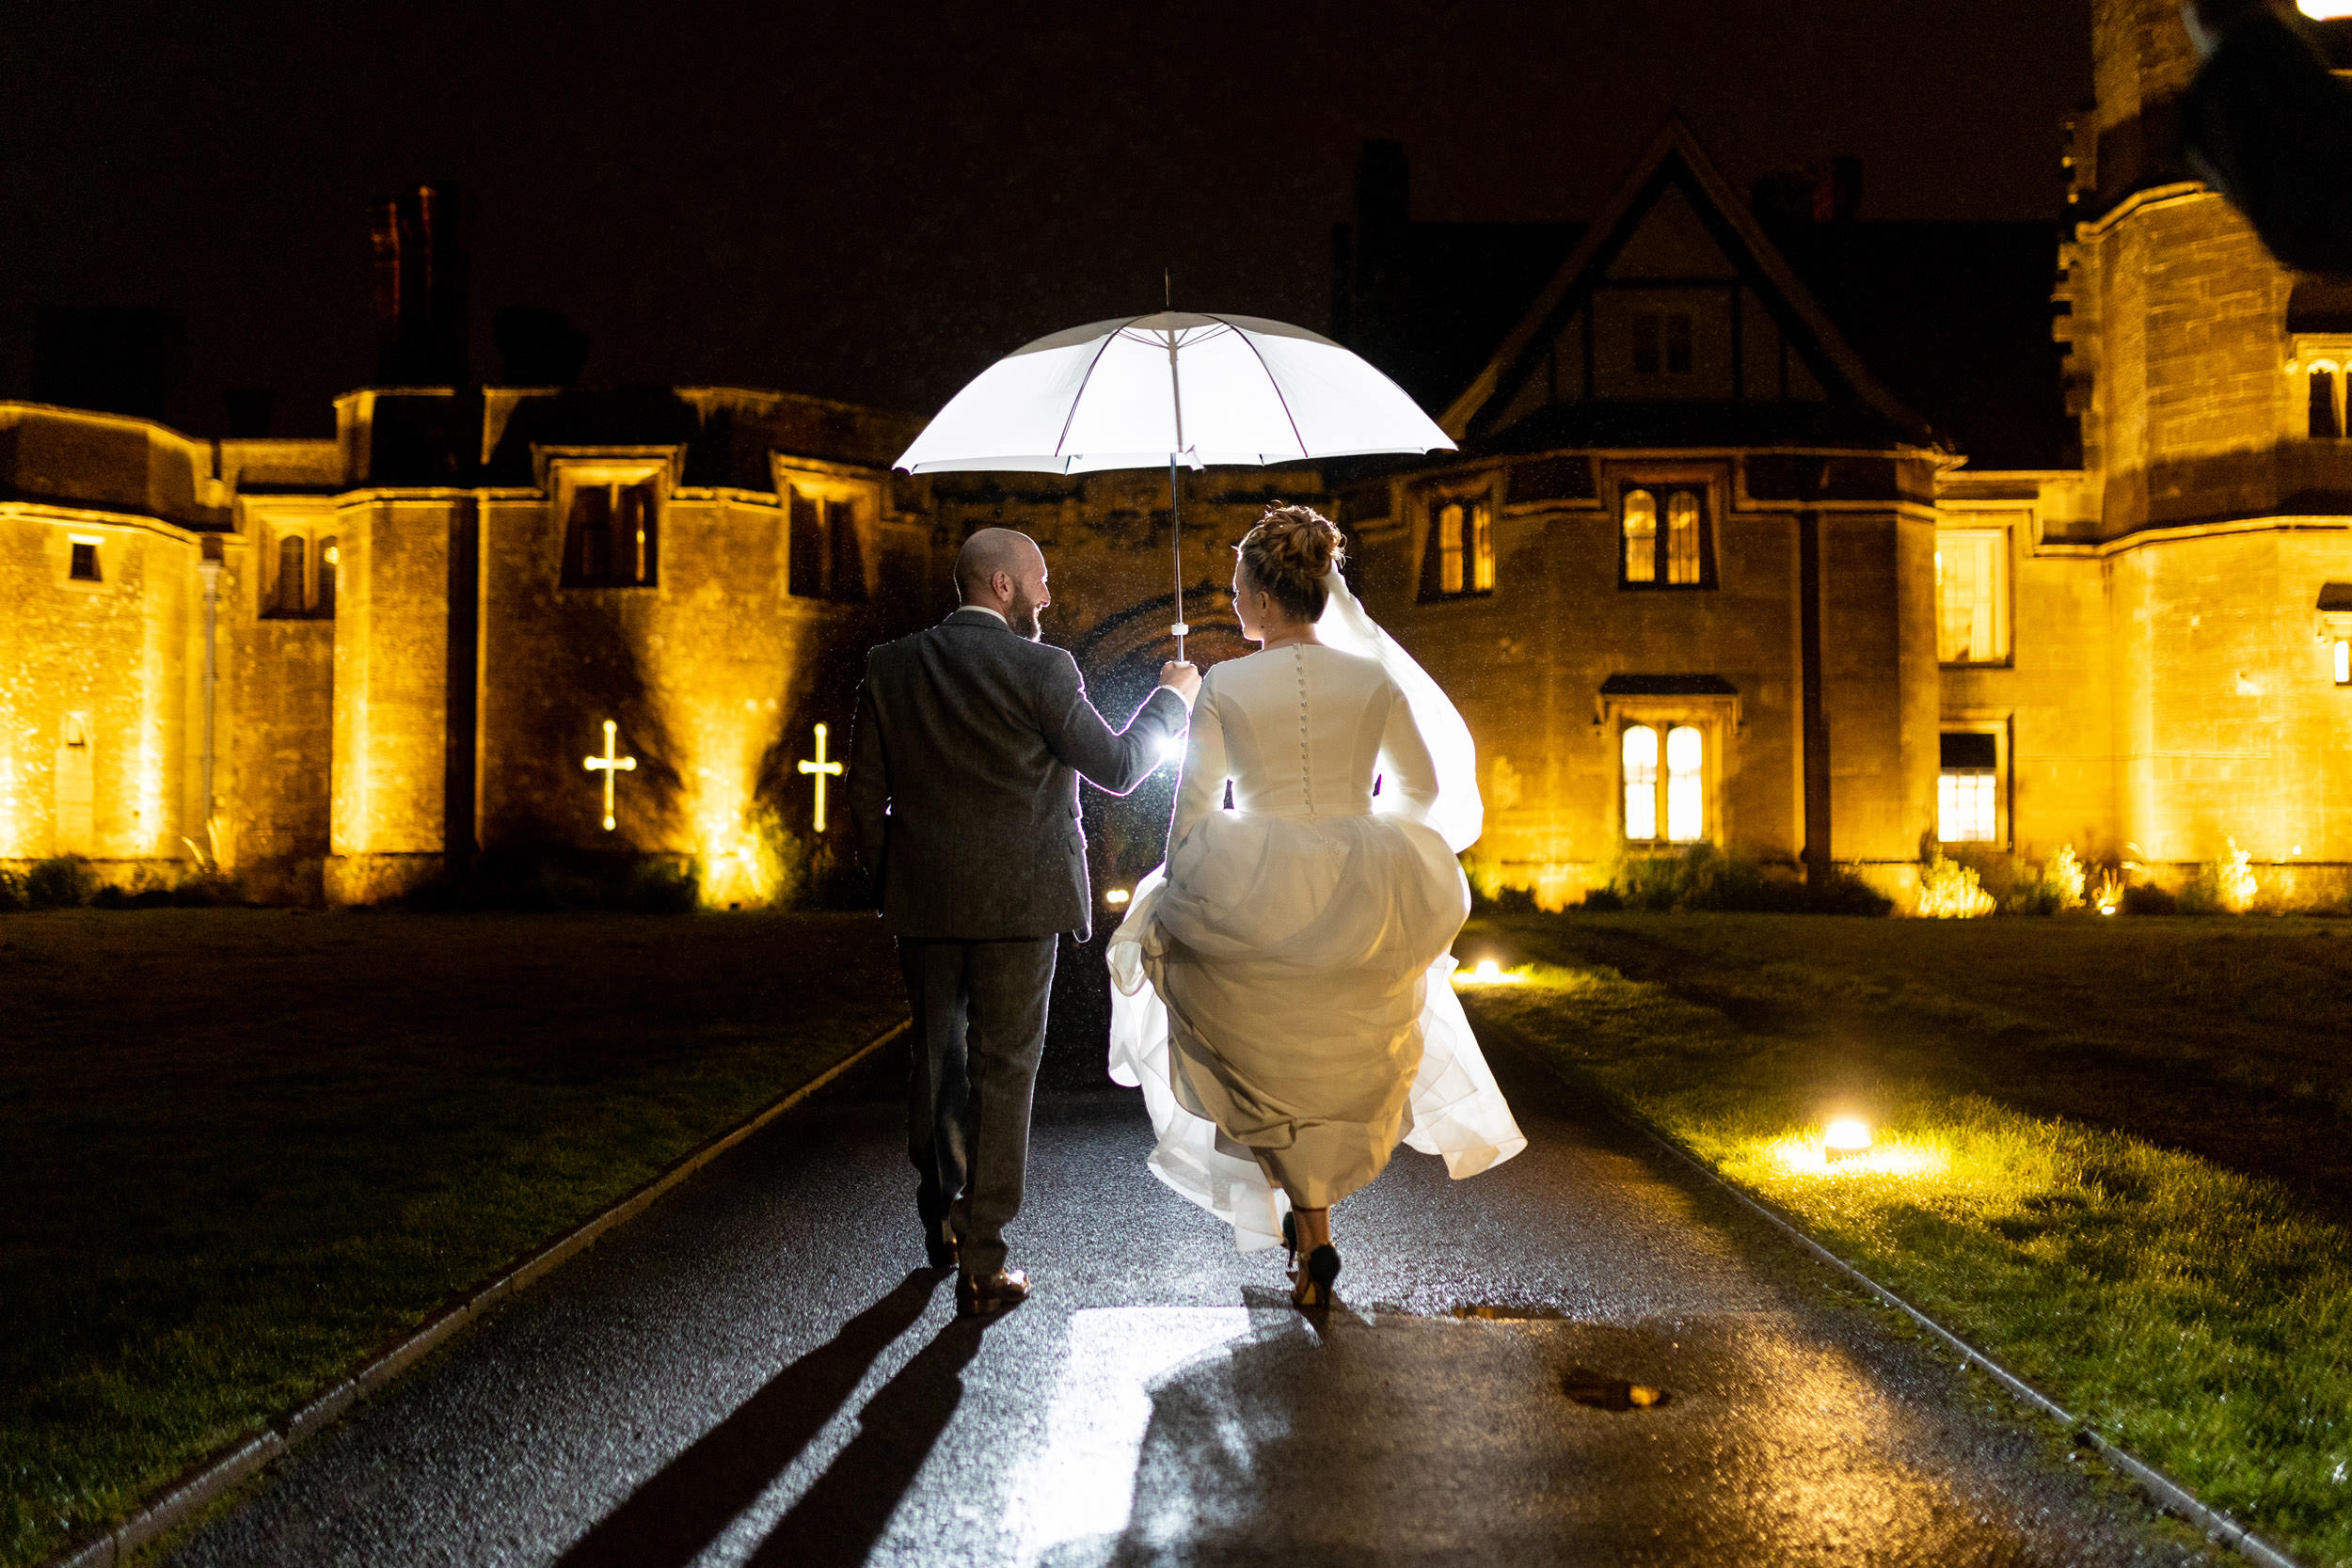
[1295,645,1312,815]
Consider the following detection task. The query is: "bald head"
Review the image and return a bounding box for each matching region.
[955,527,1050,639]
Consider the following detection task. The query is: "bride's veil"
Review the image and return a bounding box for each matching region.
[1314,566,1483,854]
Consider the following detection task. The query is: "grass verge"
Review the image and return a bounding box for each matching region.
[1456,916,2352,1568]
[1,909,904,1568]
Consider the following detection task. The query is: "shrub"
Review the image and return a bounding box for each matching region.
[24,857,98,909]
[2009,844,2088,915]
[1600,844,1888,916]
[0,866,27,911]
[1474,881,1539,915]
[1917,851,1995,918]
[2123,881,2179,916]
[2180,839,2257,914]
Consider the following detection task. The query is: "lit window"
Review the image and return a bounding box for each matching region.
[1936,529,2008,663]
[1419,499,1493,600]
[565,480,660,588]
[1666,491,1702,585]
[316,538,338,616]
[1622,490,1657,584]
[1621,484,1711,589]
[68,540,101,581]
[2336,638,2349,685]
[2312,363,2345,438]
[1622,725,1658,840]
[1665,724,1704,841]
[276,534,307,614]
[1938,732,1999,843]
[1623,722,1707,842]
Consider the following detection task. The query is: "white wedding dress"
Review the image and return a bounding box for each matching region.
[1105,568,1526,1252]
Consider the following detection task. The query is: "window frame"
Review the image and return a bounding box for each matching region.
[558,473,663,591]
[1935,717,2011,850]
[1603,702,1731,848]
[2291,337,2352,439]
[1610,467,1721,592]
[773,458,881,608]
[1933,519,2013,667]
[66,534,103,585]
[1416,484,1499,603]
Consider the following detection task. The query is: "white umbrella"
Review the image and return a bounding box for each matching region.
[894,310,1454,658]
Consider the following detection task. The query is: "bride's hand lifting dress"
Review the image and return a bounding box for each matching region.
[1105,566,1526,1252]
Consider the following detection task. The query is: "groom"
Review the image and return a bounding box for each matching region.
[848,527,1200,1316]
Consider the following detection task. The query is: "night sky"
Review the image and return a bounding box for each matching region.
[2,0,2090,437]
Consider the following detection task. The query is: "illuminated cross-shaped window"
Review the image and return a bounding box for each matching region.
[798,721,845,832]
[582,719,637,832]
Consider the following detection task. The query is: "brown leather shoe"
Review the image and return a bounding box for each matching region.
[956,1266,1030,1317]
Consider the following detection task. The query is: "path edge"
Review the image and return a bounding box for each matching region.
[1491,1014,2309,1568]
[40,1017,910,1568]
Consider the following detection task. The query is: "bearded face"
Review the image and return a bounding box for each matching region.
[1006,583,1044,641]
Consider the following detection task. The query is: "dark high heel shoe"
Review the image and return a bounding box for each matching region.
[1292,1243,1341,1308]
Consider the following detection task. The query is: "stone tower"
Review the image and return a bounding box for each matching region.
[2060,0,2352,876]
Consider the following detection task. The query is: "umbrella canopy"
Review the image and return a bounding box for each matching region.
[893,312,1454,475]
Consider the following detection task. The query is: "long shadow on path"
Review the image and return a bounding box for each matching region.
[743,1312,988,1565]
[555,1269,948,1568]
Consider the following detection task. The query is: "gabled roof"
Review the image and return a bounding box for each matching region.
[1438,119,1943,454]
[1772,221,2072,470]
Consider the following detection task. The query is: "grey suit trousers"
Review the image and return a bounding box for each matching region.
[899,935,1058,1276]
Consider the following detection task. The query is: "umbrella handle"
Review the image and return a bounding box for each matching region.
[1168,454,1186,663]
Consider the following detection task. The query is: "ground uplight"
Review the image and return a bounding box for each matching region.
[1825,1117,1873,1162]
[1454,957,1525,987]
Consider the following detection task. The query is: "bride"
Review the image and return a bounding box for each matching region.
[1106,505,1526,1307]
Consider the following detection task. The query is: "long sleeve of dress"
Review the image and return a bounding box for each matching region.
[1168,677,1230,856]
[1375,679,1442,830]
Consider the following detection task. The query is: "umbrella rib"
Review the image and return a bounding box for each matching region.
[1203,313,1310,461]
[1052,316,1140,462]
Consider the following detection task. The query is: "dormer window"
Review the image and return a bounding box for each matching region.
[563,478,660,588]
[787,487,868,603]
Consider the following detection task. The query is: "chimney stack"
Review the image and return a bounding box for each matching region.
[371,184,470,387]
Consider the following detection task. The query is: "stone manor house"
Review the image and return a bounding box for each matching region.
[6,0,2347,910]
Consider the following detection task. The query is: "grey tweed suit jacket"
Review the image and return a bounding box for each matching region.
[848,609,1187,943]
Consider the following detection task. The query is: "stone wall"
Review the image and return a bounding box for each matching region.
[0,506,201,878]
[326,496,459,903]
[2107,521,2352,873]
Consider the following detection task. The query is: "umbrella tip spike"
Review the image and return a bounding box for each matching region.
[1164,267,1172,310]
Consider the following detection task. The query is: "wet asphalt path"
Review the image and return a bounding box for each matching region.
[166,1019,2208,1567]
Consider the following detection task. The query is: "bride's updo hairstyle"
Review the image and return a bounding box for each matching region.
[1234,504,1345,624]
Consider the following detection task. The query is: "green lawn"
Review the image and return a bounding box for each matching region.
[0,909,905,1568]
[1458,912,2352,1568]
